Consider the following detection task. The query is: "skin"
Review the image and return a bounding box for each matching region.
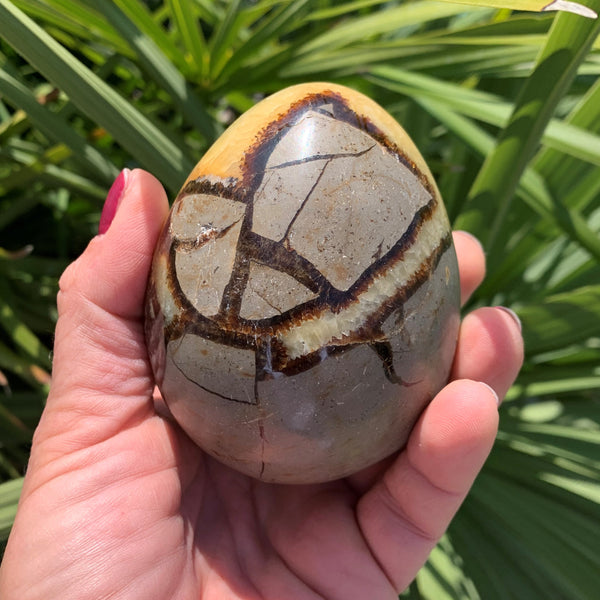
[0,169,523,600]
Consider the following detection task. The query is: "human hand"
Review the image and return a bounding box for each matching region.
[0,169,523,600]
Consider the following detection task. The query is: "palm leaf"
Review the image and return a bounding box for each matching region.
[0,0,194,191]
[435,0,597,18]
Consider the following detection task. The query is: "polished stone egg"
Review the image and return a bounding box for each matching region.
[145,82,460,484]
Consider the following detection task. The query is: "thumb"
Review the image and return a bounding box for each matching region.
[38,169,169,449]
[59,168,169,320]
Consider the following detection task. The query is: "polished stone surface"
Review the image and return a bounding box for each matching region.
[145,82,460,483]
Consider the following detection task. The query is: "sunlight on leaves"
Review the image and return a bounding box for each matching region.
[437,0,597,18]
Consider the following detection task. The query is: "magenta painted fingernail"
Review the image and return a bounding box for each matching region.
[495,306,522,332]
[99,169,130,234]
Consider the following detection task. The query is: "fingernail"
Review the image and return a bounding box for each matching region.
[99,169,130,235]
[495,306,522,332]
[480,382,500,407]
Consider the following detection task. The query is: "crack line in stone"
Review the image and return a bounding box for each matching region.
[171,359,257,405]
[281,157,332,243]
[266,144,376,171]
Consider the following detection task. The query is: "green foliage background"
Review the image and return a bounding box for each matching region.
[0,0,599,597]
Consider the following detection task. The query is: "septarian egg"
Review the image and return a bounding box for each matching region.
[145,82,460,484]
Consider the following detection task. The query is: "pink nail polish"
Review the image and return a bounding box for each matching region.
[99,169,130,234]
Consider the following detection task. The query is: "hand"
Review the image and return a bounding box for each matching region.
[0,169,523,600]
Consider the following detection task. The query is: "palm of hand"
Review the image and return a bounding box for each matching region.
[18,313,420,600]
[0,171,522,600]
[15,324,412,600]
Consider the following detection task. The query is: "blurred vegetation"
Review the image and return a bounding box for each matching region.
[0,0,599,597]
